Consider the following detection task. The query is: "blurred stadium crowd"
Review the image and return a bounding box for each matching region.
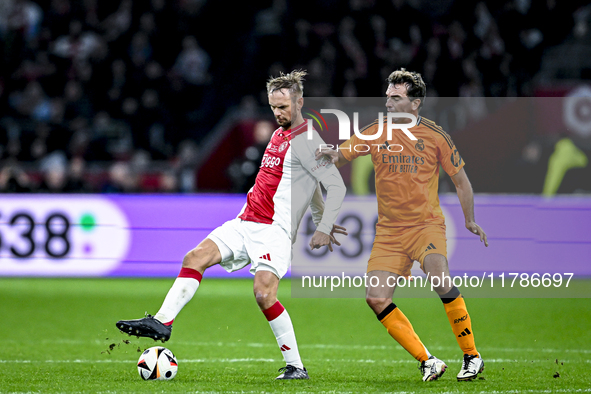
[0,0,590,193]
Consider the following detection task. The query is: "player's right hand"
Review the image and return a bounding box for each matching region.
[315,147,339,164]
[466,221,488,247]
[330,224,348,247]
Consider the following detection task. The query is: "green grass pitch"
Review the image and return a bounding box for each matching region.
[1,277,590,393]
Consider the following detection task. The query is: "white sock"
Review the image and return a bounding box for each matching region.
[154,268,201,324]
[263,301,303,369]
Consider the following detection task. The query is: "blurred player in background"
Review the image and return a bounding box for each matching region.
[117,70,347,380]
[316,69,488,382]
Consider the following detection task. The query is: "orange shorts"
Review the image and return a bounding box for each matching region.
[367,225,447,277]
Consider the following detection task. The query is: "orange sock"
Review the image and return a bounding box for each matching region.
[378,303,429,362]
[442,292,478,356]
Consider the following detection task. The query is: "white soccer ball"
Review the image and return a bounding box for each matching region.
[137,346,178,380]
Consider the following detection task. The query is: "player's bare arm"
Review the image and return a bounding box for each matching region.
[451,168,488,247]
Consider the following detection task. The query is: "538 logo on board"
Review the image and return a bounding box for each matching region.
[0,211,71,258]
[0,196,130,276]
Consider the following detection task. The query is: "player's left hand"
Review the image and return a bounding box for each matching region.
[309,230,337,252]
[466,221,488,247]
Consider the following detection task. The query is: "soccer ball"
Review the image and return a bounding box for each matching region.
[137,346,178,380]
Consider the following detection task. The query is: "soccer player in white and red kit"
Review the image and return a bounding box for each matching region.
[117,70,347,380]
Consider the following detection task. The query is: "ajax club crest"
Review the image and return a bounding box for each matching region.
[278,141,289,152]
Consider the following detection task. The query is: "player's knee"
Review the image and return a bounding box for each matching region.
[253,270,279,309]
[423,253,449,272]
[366,296,390,314]
[253,287,276,310]
[182,244,213,271]
[182,248,201,270]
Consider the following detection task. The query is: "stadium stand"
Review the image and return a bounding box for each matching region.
[1,0,590,193]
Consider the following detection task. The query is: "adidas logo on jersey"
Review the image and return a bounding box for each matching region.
[259,253,271,261]
[378,141,391,151]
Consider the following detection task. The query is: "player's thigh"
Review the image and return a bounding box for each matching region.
[368,235,414,278]
[207,218,251,273]
[410,226,448,274]
[183,238,223,270]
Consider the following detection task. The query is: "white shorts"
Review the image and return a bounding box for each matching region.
[207,218,292,279]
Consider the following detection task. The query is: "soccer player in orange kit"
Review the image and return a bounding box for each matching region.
[316,69,488,382]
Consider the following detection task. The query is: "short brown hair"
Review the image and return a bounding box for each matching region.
[387,68,426,109]
[266,69,307,98]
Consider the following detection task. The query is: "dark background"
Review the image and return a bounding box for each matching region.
[1,0,590,194]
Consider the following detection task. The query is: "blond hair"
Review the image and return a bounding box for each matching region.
[266,69,307,98]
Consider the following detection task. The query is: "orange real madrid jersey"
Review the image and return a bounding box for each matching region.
[339,116,464,234]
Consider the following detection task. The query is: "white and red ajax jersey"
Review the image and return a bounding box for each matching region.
[238,121,338,241]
